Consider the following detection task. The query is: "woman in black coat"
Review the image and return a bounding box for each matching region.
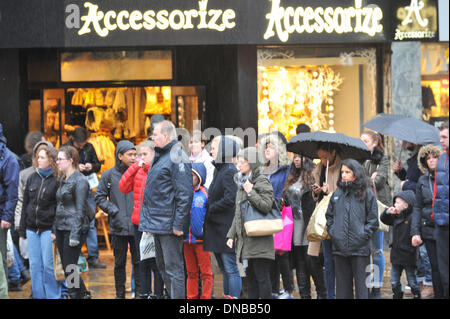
[412,144,444,298]
[203,136,241,299]
[325,159,379,299]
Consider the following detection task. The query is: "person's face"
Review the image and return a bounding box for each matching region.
[73,140,86,149]
[139,146,155,165]
[318,149,335,167]
[56,151,73,172]
[118,149,137,167]
[293,154,302,168]
[265,143,277,162]
[189,137,203,155]
[440,128,449,151]
[210,140,219,161]
[426,153,439,171]
[151,124,168,148]
[406,142,416,152]
[192,172,200,188]
[37,150,50,170]
[360,134,377,153]
[237,157,251,175]
[394,197,409,212]
[341,165,355,182]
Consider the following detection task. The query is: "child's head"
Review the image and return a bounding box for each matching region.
[392,190,416,213]
[191,163,206,189]
[192,171,200,188]
[394,196,409,212]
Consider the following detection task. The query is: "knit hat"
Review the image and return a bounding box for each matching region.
[393,190,416,207]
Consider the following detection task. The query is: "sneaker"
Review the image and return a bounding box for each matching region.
[20,269,31,285]
[278,292,295,299]
[404,285,413,296]
[8,280,22,292]
[88,259,107,269]
[224,295,238,299]
[420,283,434,299]
[271,293,280,299]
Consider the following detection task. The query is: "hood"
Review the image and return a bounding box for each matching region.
[217,136,239,162]
[32,141,54,158]
[393,190,416,207]
[192,162,207,187]
[0,123,6,144]
[115,140,135,165]
[238,147,262,173]
[259,134,291,167]
[417,144,443,175]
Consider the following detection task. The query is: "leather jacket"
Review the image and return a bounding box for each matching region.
[54,170,90,242]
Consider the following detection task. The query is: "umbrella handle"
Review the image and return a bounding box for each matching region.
[326,157,329,185]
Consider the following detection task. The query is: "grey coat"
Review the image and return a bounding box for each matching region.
[362,150,392,206]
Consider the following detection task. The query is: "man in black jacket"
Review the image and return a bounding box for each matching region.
[140,120,193,299]
[64,127,106,269]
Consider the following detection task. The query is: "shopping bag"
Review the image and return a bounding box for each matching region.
[140,232,155,261]
[6,230,14,268]
[19,237,29,260]
[306,194,331,242]
[52,242,66,281]
[273,206,294,251]
[77,254,89,273]
[86,173,99,190]
[376,200,390,232]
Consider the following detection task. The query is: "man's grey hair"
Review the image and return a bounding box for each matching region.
[157,120,177,141]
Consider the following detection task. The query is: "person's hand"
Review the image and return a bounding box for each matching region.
[226,238,233,249]
[51,233,56,242]
[69,239,80,247]
[371,172,378,180]
[139,159,145,168]
[400,180,408,189]
[85,163,92,171]
[1,220,11,229]
[387,207,398,215]
[393,160,403,173]
[412,235,422,247]
[243,180,254,194]
[322,182,329,194]
[312,184,322,194]
[79,164,86,172]
[173,229,183,236]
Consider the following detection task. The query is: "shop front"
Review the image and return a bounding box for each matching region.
[0,0,444,156]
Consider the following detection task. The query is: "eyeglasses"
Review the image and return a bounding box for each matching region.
[56,158,68,162]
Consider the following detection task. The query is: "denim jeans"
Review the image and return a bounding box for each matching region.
[322,239,336,299]
[8,244,25,282]
[390,264,420,296]
[86,193,99,263]
[369,232,385,288]
[214,252,242,298]
[0,252,7,299]
[416,244,432,284]
[27,230,62,299]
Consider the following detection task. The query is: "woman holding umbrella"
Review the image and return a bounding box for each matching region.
[360,130,392,299]
[325,159,379,299]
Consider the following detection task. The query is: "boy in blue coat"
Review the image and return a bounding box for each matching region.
[184,163,213,299]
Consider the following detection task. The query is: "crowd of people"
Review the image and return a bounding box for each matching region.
[0,118,448,299]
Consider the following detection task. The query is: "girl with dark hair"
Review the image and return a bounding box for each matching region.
[360,130,392,298]
[325,159,379,299]
[283,154,327,299]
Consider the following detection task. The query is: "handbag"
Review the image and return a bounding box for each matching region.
[241,197,283,237]
[273,205,294,251]
[52,242,65,281]
[77,253,89,273]
[306,193,331,242]
[372,180,390,232]
[139,232,156,261]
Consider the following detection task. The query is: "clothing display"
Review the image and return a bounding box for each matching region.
[88,133,116,174]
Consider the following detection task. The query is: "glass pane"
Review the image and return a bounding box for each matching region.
[61,50,172,82]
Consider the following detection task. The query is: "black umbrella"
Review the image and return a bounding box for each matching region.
[363,113,440,145]
[286,131,371,183]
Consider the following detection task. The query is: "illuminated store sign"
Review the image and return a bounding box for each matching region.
[393,0,438,41]
[263,0,384,42]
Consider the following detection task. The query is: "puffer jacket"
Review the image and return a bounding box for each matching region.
[54,170,90,243]
[19,171,58,238]
[395,150,423,192]
[325,182,379,257]
[381,190,417,266]
[139,139,193,235]
[433,149,449,226]
[227,147,275,262]
[362,149,392,206]
[186,163,208,244]
[118,161,151,226]
[412,144,443,240]
[95,140,135,236]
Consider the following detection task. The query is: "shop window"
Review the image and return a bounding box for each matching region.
[421,43,449,125]
[257,47,378,140]
[60,50,172,82]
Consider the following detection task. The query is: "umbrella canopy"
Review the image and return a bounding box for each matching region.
[286,131,371,162]
[363,113,440,145]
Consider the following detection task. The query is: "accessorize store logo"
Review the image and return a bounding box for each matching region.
[263,0,384,42]
[65,0,236,37]
[394,0,437,40]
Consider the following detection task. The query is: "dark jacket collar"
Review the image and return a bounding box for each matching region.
[155,139,178,154]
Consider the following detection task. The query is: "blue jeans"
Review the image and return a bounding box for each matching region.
[8,244,25,282]
[27,230,62,299]
[390,264,420,296]
[322,239,336,299]
[369,232,385,288]
[214,252,242,298]
[416,245,432,285]
[86,193,99,263]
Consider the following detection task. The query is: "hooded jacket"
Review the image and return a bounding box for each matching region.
[0,123,20,224]
[433,148,449,227]
[189,148,215,189]
[380,190,417,266]
[203,136,239,254]
[118,161,151,226]
[185,163,208,244]
[139,139,193,235]
[325,180,379,257]
[227,147,275,261]
[412,145,443,240]
[95,140,136,236]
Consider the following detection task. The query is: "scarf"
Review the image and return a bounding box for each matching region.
[38,167,54,179]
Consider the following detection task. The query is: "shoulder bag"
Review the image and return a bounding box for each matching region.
[241,198,283,237]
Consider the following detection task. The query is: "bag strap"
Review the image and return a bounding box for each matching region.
[372,179,379,200]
